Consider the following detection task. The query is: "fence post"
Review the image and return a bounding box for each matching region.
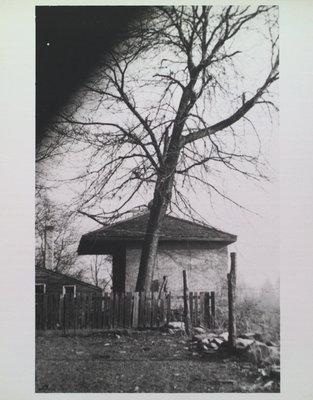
[228,252,237,352]
[183,270,192,336]
[43,293,48,330]
[210,291,215,329]
[62,294,66,335]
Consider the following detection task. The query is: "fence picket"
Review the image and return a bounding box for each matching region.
[109,292,114,328]
[159,294,163,326]
[166,292,171,324]
[145,293,152,328]
[210,291,215,329]
[138,292,145,328]
[132,292,139,328]
[189,292,194,325]
[113,293,119,328]
[204,292,211,328]
[124,292,132,328]
[199,292,205,327]
[119,293,125,328]
[151,293,158,328]
[194,292,199,326]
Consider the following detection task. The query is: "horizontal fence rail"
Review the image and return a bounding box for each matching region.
[36,291,215,332]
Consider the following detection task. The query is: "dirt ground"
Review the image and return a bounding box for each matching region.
[36,330,279,393]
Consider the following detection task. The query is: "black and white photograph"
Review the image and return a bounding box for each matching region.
[35,5,280,393]
[1,1,313,398]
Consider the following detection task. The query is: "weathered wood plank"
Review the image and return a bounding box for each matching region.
[138,292,145,328]
[204,292,210,328]
[159,294,165,326]
[124,292,132,329]
[199,292,205,328]
[145,293,152,328]
[73,293,78,331]
[109,292,114,328]
[65,294,70,330]
[102,293,108,328]
[166,292,171,324]
[85,293,90,329]
[119,292,125,328]
[81,294,85,330]
[132,292,139,328]
[183,271,192,336]
[189,292,194,326]
[113,293,119,328]
[211,291,215,329]
[228,252,237,351]
[43,293,48,330]
[151,292,158,328]
[194,292,198,326]
[106,293,110,328]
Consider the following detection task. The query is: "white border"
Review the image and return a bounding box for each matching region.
[1,1,313,399]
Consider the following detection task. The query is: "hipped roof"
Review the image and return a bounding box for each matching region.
[78,213,237,255]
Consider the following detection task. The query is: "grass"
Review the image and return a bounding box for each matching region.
[36,330,279,393]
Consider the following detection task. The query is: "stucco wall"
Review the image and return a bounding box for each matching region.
[125,241,229,301]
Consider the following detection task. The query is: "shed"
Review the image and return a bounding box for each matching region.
[78,213,237,297]
[35,266,102,297]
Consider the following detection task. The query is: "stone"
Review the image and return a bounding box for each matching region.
[168,321,185,330]
[236,338,255,349]
[245,341,280,366]
[239,332,264,343]
[209,342,219,350]
[213,338,224,346]
[262,380,274,390]
[193,333,216,342]
[239,332,255,340]
[218,332,229,341]
[253,333,264,343]
[193,327,206,334]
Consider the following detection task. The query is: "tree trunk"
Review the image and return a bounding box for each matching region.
[135,170,175,292]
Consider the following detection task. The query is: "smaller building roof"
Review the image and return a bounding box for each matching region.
[78,213,237,255]
[35,266,102,291]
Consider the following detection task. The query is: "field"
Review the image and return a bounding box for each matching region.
[36,330,279,393]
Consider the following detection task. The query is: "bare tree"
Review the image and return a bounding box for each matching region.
[89,255,113,291]
[35,191,82,276]
[39,6,279,292]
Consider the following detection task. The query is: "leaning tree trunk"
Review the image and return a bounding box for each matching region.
[135,169,175,292]
[135,135,185,292]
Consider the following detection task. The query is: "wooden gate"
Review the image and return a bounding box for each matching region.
[36,291,215,331]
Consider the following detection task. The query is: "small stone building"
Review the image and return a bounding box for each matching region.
[77,213,236,297]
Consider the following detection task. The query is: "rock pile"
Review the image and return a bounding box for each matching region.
[191,328,280,368]
[190,327,280,391]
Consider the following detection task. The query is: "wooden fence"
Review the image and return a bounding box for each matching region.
[35,291,215,331]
